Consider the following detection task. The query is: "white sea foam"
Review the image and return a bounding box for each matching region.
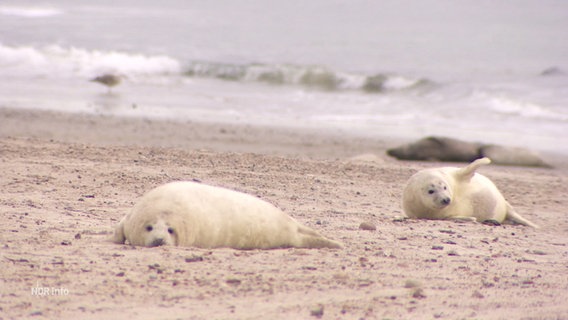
[382,76,422,91]
[0,44,181,81]
[0,6,62,18]
[488,96,568,121]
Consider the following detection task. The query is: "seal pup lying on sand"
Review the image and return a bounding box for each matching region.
[402,157,538,228]
[112,181,342,249]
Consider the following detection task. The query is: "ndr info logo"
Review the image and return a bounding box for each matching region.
[31,281,70,297]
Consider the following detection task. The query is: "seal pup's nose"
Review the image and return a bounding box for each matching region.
[150,238,165,247]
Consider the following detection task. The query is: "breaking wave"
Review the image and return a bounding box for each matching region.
[0,42,434,93]
[0,44,181,80]
[488,96,568,121]
[184,61,435,93]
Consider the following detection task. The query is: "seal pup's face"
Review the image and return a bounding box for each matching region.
[142,218,177,247]
[421,177,452,210]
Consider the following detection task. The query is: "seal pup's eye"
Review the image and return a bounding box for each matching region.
[167,227,175,234]
[428,190,435,194]
[443,186,447,190]
[146,225,153,232]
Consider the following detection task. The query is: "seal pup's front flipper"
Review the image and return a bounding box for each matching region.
[455,157,491,181]
[111,217,127,244]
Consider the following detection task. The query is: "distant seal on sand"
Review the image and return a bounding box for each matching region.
[387,136,551,168]
[388,136,481,162]
[479,145,551,168]
[112,181,342,249]
[402,157,538,227]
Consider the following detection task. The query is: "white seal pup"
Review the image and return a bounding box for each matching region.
[112,181,342,249]
[402,157,538,227]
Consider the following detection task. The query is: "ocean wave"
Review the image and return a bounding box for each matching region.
[184,61,434,93]
[0,6,63,18]
[0,44,181,80]
[488,96,568,121]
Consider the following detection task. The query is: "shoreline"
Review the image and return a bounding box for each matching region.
[0,106,402,160]
[1,106,567,168]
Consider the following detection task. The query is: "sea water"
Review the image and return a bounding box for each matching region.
[1,0,567,153]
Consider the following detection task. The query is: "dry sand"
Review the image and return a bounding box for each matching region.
[1,107,567,319]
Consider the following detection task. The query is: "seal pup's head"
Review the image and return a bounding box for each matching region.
[112,210,184,247]
[141,216,178,247]
[420,173,452,209]
[403,170,453,218]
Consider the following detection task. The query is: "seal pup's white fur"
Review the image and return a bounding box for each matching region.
[402,157,538,228]
[112,181,342,249]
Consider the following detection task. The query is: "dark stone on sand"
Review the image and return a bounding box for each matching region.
[412,287,427,299]
[185,254,204,263]
[310,304,324,318]
[359,221,377,231]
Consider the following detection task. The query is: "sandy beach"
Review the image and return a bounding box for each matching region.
[1,107,567,319]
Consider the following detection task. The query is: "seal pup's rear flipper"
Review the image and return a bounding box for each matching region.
[455,157,491,181]
[297,225,343,249]
[505,202,539,228]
